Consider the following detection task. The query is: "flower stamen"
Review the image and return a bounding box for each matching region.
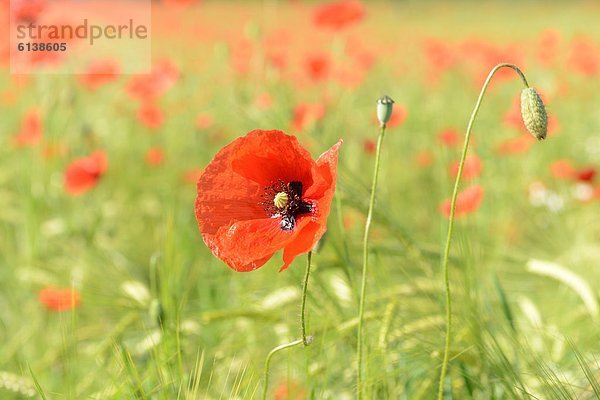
[261,180,313,231]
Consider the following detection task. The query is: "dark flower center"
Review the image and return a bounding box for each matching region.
[261,180,313,231]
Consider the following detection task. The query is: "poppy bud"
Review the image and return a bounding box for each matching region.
[520,87,548,140]
[376,95,394,127]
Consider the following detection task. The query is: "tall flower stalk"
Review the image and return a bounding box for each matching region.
[356,95,394,399]
[437,63,547,400]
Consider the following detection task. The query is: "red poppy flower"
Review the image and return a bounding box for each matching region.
[550,159,575,180]
[305,53,331,82]
[137,102,164,130]
[313,0,365,31]
[64,150,108,195]
[39,288,80,312]
[126,59,179,101]
[195,129,341,272]
[439,185,485,219]
[574,168,596,183]
[13,109,42,147]
[79,59,120,90]
[291,102,326,132]
[363,139,376,155]
[551,160,597,183]
[145,147,165,166]
[438,128,461,147]
[536,29,560,68]
[496,135,534,155]
[12,0,46,22]
[274,379,306,400]
[449,155,483,180]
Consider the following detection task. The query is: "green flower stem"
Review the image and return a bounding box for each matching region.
[262,339,304,400]
[436,63,530,400]
[357,123,387,399]
[262,252,314,400]
[300,251,313,346]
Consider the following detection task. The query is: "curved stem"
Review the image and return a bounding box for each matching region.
[436,63,530,400]
[357,123,387,399]
[262,252,314,400]
[300,251,312,346]
[261,339,304,400]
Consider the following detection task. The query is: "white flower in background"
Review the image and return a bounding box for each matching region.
[571,183,594,202]
[528,181,564,212]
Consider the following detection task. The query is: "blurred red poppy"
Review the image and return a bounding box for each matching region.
[195,129,341,272]
[12,0,45,22]
[137,102,164,130]
[551,160,597,183]
[64,150,108,195]
[79,59,120,90]
[574,168,596,183]
[438,128,461,147]
[536,29,560,68]
[146,147,165,166]
[291,102,326,132]
[305,53,331,82]
[274,379,306,400]
[196,113,214,129]
[313,0,365,31]
[567,36,600,77]
[550,159,575,179]
[363,139,376,155]
[449,155,483,180]
[496,135,534,155]
[126,59,180,101]
[39,288,80,312]
[439,185,485,219]
[14,109,42,147]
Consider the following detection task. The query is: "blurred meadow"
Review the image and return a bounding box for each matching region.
[1,0,600,399]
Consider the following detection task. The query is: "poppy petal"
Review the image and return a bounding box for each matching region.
[196,143,266,236]
[211,217,310,272]
[281,140,342,270]
[230,129,315,188]
[281,221,322,271]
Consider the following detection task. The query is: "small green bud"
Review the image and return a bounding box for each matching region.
[521,87,548,140]
[377,95,394,127]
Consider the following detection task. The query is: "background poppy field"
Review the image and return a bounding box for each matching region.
[2,1,600,399]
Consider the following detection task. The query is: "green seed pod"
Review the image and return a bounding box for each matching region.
[521,87,548,140]
[377,95,394,127]
[273,191,289,209]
